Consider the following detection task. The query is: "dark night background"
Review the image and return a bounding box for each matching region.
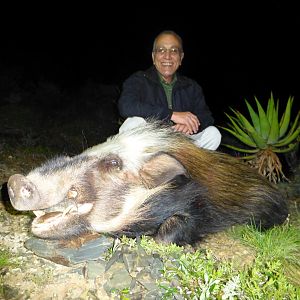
[0,2,299,141]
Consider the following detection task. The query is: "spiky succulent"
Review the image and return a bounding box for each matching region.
[220,93,300,183]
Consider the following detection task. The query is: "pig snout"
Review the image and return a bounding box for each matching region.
[7,174,42,211]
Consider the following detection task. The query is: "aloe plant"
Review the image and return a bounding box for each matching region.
[220,93,300,183]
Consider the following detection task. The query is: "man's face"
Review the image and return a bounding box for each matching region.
[152,34,184,83]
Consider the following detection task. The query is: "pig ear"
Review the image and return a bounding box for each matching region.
[139,152,188,188]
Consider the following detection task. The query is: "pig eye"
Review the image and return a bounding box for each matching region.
[101,155,122,172]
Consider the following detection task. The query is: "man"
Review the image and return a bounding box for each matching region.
[118,30,221,150]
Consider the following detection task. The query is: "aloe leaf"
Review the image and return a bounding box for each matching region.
[219,126,257,147]
[255,96,270,140]
[279,111,285,130]
[221,143,259,153]
[248,129,268,149]
[286,109,300,136]
[224,113,252,139]
[238,154,257,160]
[279,96,293,138]
[266,93,275,125]
[234,112,267,149]
[229,114,245,129]
[245,99,260,134]
[227,123,237,132]
[235,111,254,131]
[229,108,244,125]
[273,126,300,147]
[272,141,299,153]
[276,98,279,120]
[267,103,279,144]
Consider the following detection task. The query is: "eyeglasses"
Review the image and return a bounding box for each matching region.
[154,47,182,56]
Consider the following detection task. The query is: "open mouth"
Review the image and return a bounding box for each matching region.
[31,202,94,229]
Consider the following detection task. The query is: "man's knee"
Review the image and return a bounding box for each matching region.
[205,126,222,150]
[192,126,222,150]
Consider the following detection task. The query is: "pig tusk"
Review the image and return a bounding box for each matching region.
[62,204,77,217]
[33,210,46,217]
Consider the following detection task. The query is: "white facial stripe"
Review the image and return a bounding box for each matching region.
[90,185,166,232]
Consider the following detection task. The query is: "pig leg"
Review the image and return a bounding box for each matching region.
[155,214,200,246]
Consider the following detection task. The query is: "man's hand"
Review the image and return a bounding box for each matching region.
[172,124,193,134]
[171,112,200,134]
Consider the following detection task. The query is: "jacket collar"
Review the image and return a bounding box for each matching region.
[144,66,162,82]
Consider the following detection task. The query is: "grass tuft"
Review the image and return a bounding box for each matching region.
[231,221,300,286]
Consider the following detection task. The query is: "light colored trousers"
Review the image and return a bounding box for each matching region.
[119,117,222,150]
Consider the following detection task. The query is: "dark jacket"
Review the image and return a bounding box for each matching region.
[118,66,214,131]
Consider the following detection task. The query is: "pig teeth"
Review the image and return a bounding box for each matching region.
[61,203,93,217]
[33,210,46,217]
[62,204,77,217]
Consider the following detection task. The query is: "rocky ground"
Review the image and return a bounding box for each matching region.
[0,101,299,299]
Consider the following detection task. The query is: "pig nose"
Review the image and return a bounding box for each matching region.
[7,174,41,211]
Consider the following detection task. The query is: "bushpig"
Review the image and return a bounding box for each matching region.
[7,121,289,245]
